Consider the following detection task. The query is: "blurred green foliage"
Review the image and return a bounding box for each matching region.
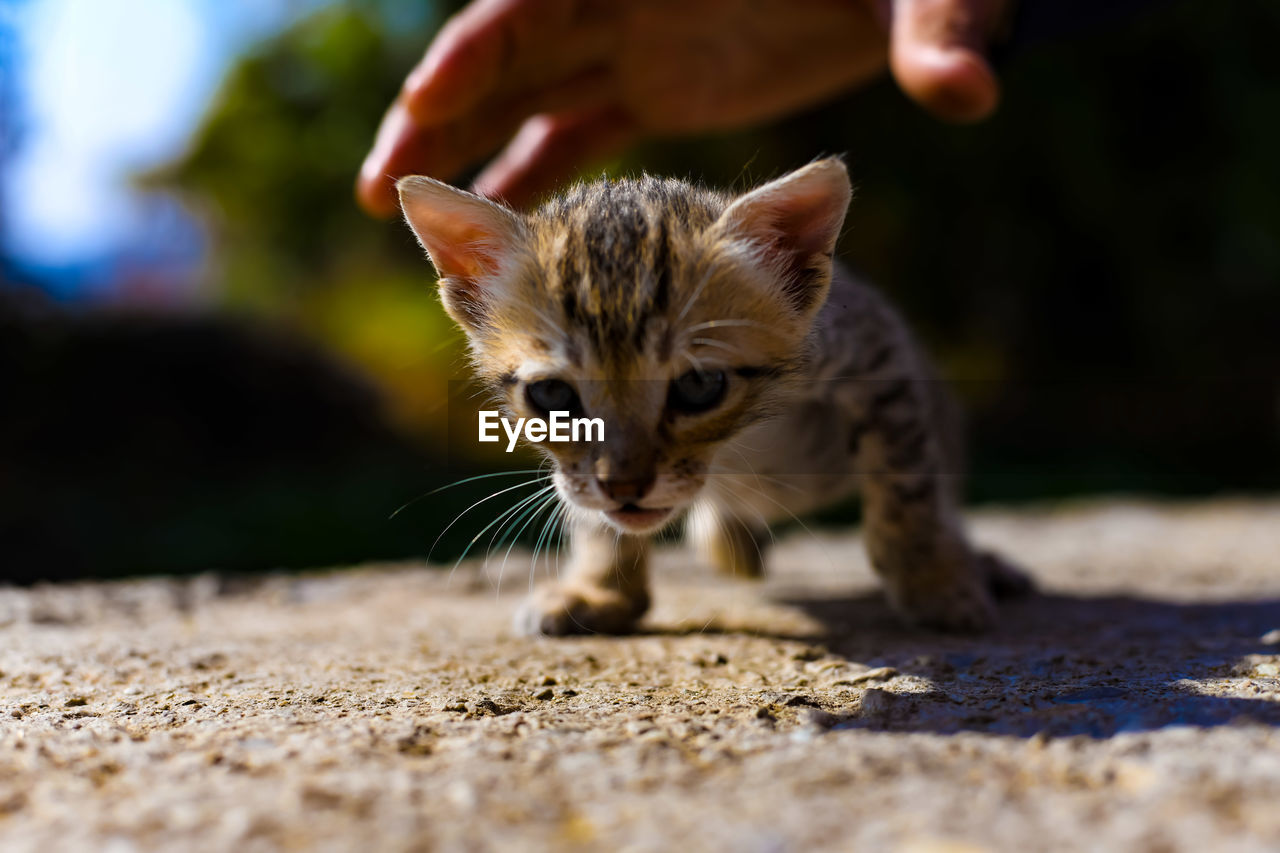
[148,4,465,438]
[138,0,1278,572]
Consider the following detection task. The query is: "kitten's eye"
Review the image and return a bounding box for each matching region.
[526,378,580,414]
[668,369,727,414]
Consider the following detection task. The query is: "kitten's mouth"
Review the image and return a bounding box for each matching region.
[603,504,674,532]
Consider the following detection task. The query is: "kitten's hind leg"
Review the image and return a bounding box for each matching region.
[687,502,769,579]
[514,520,650,636]
[854,379,998,633]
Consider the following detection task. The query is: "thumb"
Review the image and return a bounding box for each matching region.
[889,0,1006,123]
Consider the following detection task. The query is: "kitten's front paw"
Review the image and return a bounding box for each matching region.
[514,584,650,636]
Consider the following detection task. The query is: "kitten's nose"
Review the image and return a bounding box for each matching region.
[594,456,654,504]
[595,475,654,504]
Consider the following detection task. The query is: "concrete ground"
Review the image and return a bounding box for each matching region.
[2,498,1279,852]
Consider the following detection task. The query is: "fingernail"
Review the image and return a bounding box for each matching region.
[358,152,384,186]
[405,54,438,96]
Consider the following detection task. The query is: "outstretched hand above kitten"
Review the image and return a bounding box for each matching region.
[359,0,1012,214]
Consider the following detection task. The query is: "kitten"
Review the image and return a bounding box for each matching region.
[399,159,1030,635]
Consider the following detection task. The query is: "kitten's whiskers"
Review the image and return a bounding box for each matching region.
[389,468,542,520]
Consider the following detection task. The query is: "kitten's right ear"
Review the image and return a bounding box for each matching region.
[397,176,527,332]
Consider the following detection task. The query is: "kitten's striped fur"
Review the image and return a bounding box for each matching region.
[400,159,1030,634]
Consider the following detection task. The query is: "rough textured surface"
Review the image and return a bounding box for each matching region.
[2,498,1280,852]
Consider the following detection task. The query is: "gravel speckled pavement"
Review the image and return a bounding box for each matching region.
[3,499,1280,852]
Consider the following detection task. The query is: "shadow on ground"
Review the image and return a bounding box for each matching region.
[774,589,1280,738]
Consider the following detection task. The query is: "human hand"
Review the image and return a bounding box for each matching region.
[357,0,1012,215]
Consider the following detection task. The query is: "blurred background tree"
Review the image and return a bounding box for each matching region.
[1,0,1277,580]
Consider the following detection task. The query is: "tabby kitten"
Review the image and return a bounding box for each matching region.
[399,159,1029,635]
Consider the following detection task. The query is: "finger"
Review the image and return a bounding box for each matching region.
[357,98,420,217]
[472,107,637,209]
[403,0,615,126]
[357,67,616,217]
[358,95,488,218]
[889,0,1003,123]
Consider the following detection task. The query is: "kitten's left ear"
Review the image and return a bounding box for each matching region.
[715,158,852,314]
[397,176,528,332]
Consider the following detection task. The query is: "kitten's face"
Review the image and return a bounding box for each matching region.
[400,161,851,534]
